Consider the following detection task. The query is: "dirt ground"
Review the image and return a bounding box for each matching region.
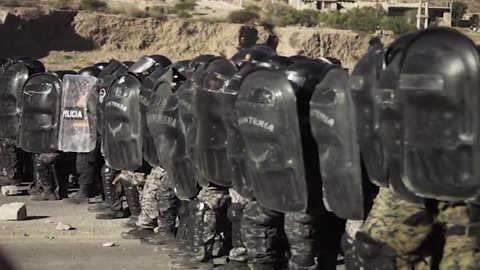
[0,187,346,270]
[0,189,173,270]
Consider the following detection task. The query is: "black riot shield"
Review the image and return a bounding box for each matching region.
[96,60,128,135]
[58,75,98,153]
[103,74,142,170]
[96,62,128,159]
[376,42,422,203]
[236,69,308,212]
[141,67,172,166]
[146,76,174,166]
[221,64,259,199]
[350,41,389,187]
[0,63,29,140]
[156,92,198,200]
[310,68,364,220]
[19,73,63,153]
[194,59,237,187]
[398,28,480,200]
[177,72,209,187]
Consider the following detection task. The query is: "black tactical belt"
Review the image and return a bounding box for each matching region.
[446,224,480,237]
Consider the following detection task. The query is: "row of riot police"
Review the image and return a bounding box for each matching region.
[1,26,479,270]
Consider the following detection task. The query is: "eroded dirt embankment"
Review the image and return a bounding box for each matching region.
[0,7,390,69]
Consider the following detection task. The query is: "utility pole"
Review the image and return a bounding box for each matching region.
[424,0,429,29]
[416,0,429,30]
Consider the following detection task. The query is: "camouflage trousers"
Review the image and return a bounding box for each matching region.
[136,167,180,232]
[361,187,480,270]
[241,200,288,270]
[228,188,249,262]
[193,185,231,262]
[284,210,345,270]
[33,153,59,190]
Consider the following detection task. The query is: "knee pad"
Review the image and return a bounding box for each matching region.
[355,232,397,270]
[101,165,117,180]
[243,202,275,226]
[178,201,190,218]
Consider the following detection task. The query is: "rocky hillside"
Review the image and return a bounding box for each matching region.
[0,7,477,70]
[0,7,385,69]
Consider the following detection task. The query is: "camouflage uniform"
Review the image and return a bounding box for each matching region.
[193,185,231,262]
[359,187,480,269]
[241,200,288,270]
[436,203,480,270]
[136,166,180,231]
[227,188,249,262]
[284,210,345,270]
[176,199,192,244]
[0,138,32,186]
[33,153,58,192]
[284,212,318,270]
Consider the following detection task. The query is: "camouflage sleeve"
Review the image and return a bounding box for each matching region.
[115,170,136,185]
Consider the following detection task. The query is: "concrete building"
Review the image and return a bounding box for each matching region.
[287,0,452,27]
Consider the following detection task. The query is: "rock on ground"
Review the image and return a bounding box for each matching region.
[0,202,27,221]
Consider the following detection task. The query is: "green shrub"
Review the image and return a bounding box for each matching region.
[320,11,348,29]
[294,9,320,26]
[344,7,382,33]
[79,0,107,11]
[228,9,260,24]
[382,16,416,35]
[177,9,191,18]
[173,0,196,12]
[452,1,467,20]
[148,6,169,20]
[262,5,320,27]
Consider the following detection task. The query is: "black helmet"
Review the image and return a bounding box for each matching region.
[284,59,332,92]
[188,54,217,71]
[54,70,77,79]
[255,55,293,70]
[98,59,127,78]
[93,62,109,70]
[149,55,172,68]
[230,45,276,68]
[170,59,191,84]
[204,57,237,78]
[319,57,342,66]
[289,55,310,62]
[122,61,135,69]
[78,66,101,77]
[16,57,45,74]
[385,31,418,66]
[129,55,171,78]
[250,44,276,55]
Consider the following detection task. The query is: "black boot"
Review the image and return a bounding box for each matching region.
[95,200,125,219]
[28,180,43,196]
[215,260,249,270]
[66,184,90,204]
[88,165,119,212]
[121,227,154,239]
[31,189,59,201]
[88,202,110,212]
[168,257,214,269]
[123,180,141,217]
[140,229,176,245]
[121,215,139,228]
[31,154,58,201]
